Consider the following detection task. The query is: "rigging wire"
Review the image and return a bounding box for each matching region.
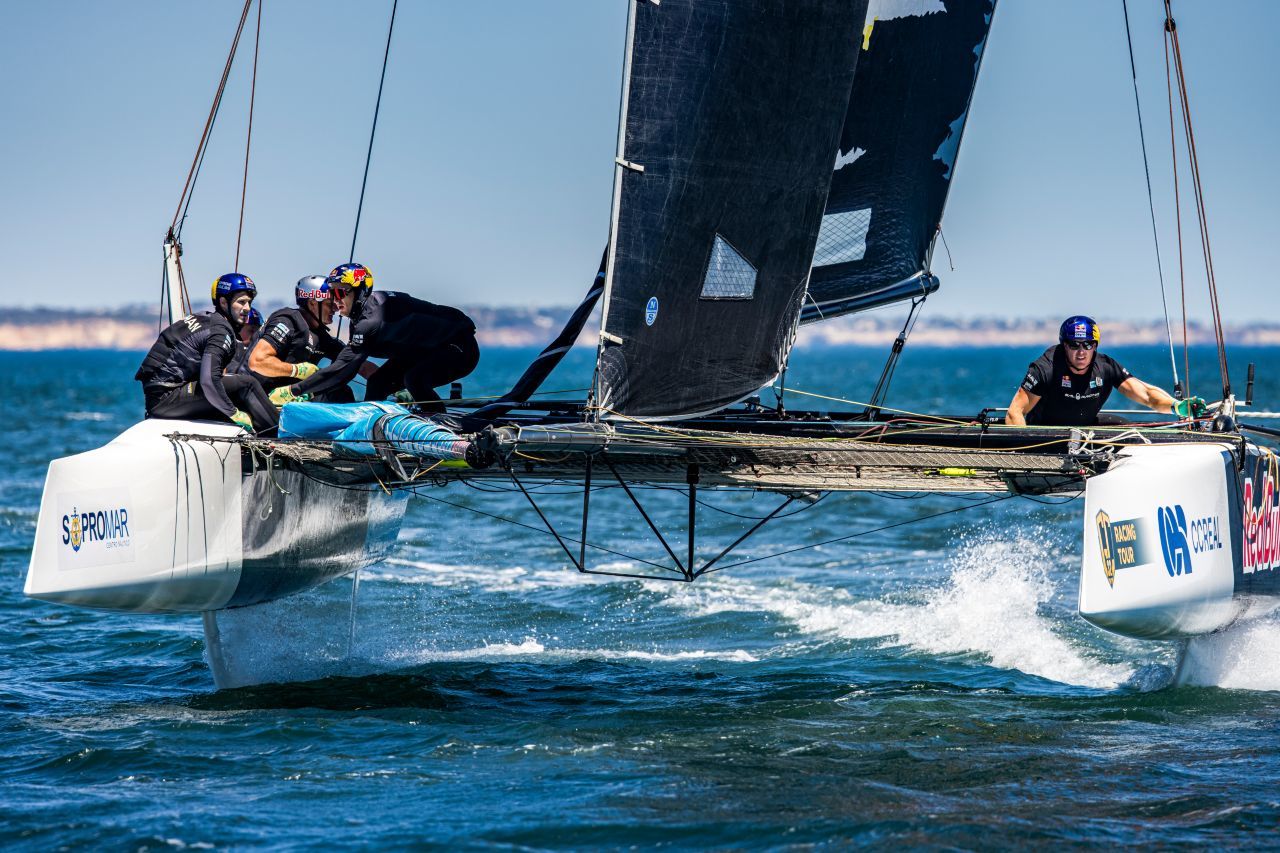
[1121,0,1181,398]
[867,295,926,414]
[699,492,1020,575]
[1164,1,1231,399]
[1163,20,1191,398]
[349,0,399,263]
[170,0,255,237]
[235,0,263,273]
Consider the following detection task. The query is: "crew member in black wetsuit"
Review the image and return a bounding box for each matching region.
[243,275,357,403]
[135,273,279,435]
[1004,315,1206,426]
[272,263,479,413]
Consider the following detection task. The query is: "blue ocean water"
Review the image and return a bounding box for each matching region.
[3,345,1279,848]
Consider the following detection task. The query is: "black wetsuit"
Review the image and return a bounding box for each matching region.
[291,291,478,410]
[243,307,353,402]
[1019,345,1132,426]
[135,311,278,434]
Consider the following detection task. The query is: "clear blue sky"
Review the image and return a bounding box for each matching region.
[3,1,1276,324]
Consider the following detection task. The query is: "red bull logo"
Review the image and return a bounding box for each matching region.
[1243,451,1280,574]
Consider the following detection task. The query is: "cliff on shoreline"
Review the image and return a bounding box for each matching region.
[3,305,1278,351]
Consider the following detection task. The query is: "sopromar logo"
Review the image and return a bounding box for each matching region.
[1095,509,1153,588]
[1157,504,1193,577]
[62,505,131,553]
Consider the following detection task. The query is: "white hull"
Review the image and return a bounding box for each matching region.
[24,419,408,614]
[1079,441,1280,639]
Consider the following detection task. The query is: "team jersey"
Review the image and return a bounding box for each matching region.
[255,307,344,365]
[292,291,476,398]
[238,306,345,388]
[1020,345,1131,426]
[135,311,243,417]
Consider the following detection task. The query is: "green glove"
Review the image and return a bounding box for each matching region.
[291,361,319,379]
[269,386,312,407]
[230,409,253,431]
[392,389,414,405]
[1172,396,1207,419]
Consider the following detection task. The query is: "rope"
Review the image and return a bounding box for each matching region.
[170,0,255,235]
[1121,0,1180,397]
[235,0,263,273]
[349,0,399,263]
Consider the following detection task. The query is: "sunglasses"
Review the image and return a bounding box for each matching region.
[1064,340,1097,351]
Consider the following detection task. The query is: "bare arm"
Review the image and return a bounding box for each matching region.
[1117,377,1175,414]
[248,339,298,379]
[1005,388,1040,426]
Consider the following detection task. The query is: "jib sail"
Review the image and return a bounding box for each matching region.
[801,0,997,323]
[594,0,868,420]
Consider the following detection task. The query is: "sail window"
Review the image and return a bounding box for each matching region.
[700,234,758,299]
[812,208,871,268]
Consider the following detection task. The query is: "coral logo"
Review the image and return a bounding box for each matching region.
[1157,505,1193,577]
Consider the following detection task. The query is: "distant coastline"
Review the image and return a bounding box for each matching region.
[3,305,1278,351]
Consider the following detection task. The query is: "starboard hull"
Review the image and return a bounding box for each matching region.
[1080,442,1280,639]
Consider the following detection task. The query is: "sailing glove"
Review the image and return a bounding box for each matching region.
[393,389,414,405]
[1172,396,1208,419]
[230,410,254,432]
[269,386,312,407]
[291,362,318,379]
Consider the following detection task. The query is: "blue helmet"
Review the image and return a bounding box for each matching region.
[246,307,263,327]
[295,275,330,307]
[211,273,257,305]
[1059,315,1101,345]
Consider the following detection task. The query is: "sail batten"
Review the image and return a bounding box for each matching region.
[595,0,869,420]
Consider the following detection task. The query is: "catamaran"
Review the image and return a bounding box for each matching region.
[24,0,1280,688]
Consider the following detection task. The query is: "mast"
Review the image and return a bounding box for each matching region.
[162,231,190,325]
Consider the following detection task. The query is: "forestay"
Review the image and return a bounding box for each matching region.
[595,0,868,420]
[801,0,997,322]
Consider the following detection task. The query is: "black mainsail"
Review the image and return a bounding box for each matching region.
[594,0,868,420]
[802,0,997,322]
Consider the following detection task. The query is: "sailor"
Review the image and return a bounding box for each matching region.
[273,263,479,413]
[1004,315,1207,426]
[242,275,358,403]
[134,273,279,435]
[239,307,264,346]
